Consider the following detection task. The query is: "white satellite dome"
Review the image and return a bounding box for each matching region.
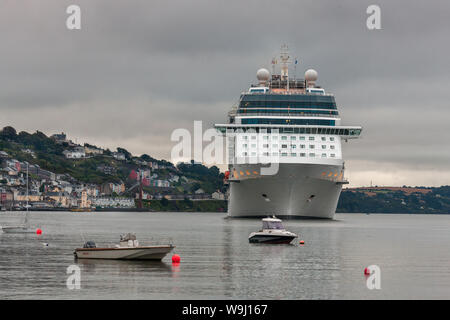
[305,69,318,81]
[256,68,270,82]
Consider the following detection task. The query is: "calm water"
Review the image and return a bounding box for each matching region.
[0,211,449,299]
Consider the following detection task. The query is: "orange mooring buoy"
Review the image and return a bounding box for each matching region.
[172,254,181,263]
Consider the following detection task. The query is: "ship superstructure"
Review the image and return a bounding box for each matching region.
[215,45,362,218]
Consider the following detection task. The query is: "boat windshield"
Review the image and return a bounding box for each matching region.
[120,233,137,241]
[263,221,284,229]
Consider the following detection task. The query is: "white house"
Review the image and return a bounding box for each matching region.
[212,191,226,200]
[112,152,126,160]
[21,149,36,158]
[84,146,103,155]
[63,148,85,159]
[0,151,9,158]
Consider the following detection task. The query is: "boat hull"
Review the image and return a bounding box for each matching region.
[74,245,174,260]
[228,163,343,219]
[249,235,296,244]
[1,226,36,234]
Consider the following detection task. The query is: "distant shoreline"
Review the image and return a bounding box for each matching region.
[337,212,450,215]
[1,199,228,213]
[2,209,449,215]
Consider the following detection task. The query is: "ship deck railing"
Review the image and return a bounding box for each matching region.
[235,112,339,118]
[243,91,334,97]
[214,124,363,139]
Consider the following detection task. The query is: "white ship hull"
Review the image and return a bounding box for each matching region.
[228,163,344,219]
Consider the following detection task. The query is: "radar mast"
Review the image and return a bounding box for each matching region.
[280,44,291,91]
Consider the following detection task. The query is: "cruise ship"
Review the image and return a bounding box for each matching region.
[215,45,362,218]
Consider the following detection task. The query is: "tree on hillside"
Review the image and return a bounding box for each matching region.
[84,143,100,149]
[117,147,132,160]
[1,126,17,140]
[18,131,31,139]
[33,131,47,139]
[140,154,155,162]
[161,197,169,206]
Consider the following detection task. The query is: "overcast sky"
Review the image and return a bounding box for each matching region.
[1,0,449,187]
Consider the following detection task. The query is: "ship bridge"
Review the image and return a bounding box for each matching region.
[218,61,362,139]
[226,56,345,127]
[234,92,340,125]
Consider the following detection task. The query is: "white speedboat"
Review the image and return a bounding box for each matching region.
[249,216,298,244]
[74,233,175,260]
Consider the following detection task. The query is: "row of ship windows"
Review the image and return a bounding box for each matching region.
[237,109,339,115]
[240,94,336,103]
[239,101,337,109]
[241,152,336,158]
[241,144,336,150]
[241,119,335,126]
[223,127,360,136]
[240,136,335,142]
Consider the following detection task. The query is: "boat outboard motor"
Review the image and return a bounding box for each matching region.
[83,241,96,248]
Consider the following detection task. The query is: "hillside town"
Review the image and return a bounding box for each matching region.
[0,129,227,211]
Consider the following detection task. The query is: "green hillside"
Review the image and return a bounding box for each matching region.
[0,126,224,195]
[338,186,450,214]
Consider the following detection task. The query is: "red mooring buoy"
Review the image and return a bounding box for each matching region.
[364,267,371,275]
[172,254,180,263]
[36,228,42,235]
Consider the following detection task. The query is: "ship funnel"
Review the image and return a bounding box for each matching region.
[305,69,318,88]
[256,68,270,86]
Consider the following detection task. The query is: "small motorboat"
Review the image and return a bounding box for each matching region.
[1,225,36,234]
[74,233,174,260]
[249,216,298,244]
